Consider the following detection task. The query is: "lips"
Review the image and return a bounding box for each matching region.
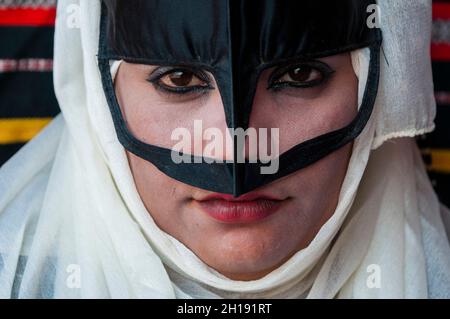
[195,193,284,224]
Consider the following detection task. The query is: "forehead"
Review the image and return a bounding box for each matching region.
[102,0,379,66]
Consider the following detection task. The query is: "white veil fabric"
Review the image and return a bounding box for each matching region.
[0,0,449,298]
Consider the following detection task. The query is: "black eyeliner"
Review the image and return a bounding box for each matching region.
[267,60,335,91]
[146,66,214,95]
[152,82,213,95]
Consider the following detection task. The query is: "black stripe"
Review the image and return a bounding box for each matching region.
[433,61,450,92]
[0,26,54,59]
[418,107,450,148]
[428,172,450,208]
[0,72,59,118]
[0,143,24,166]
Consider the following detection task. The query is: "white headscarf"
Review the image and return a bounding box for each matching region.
[0,0,449,298]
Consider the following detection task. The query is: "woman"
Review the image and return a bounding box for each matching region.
[0,0,449,298]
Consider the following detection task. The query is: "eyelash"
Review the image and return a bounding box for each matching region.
[267,61,335,91]
[146,61,334,97]
[147,67,214,96]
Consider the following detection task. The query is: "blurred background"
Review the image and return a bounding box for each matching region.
[0,0,449,206]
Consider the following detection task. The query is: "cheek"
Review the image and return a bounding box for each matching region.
[126,151,189,231]
[277,141,353,247]
[300,143,352,205]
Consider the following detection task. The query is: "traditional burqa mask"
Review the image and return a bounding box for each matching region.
[98,0,382,196]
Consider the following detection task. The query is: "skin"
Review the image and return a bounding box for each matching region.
[114,53,358,281]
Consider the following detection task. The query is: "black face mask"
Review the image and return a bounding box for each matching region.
[98,0,382,197]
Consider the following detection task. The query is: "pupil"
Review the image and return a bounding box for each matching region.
[170,71,193,87]
[289,66,311,82]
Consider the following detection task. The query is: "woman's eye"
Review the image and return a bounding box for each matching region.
[159,70,207,88]
[147,67,213,96]
[278,66,321,84]
[269,61,334,90]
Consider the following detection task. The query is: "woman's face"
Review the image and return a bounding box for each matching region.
[114,53,358,281]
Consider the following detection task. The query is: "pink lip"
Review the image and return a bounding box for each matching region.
[195,192,284,224]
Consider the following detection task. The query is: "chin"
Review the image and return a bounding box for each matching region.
[196,224,299,281]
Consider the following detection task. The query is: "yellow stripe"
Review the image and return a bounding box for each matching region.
[423,149,450,174]
[0,118,52,144]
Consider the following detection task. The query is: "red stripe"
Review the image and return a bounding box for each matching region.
[435,91,450,105]
[0,59,53,73]
[0,8,56,26]
[433,3,450,20]
[431,43,450,61]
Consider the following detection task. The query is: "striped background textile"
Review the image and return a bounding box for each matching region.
[0,0,58,163]
[419,0,450,206]
[0,0,449,205]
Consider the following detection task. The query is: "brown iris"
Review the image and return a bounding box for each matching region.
[160,70,206,88]
[288,66,315,82]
